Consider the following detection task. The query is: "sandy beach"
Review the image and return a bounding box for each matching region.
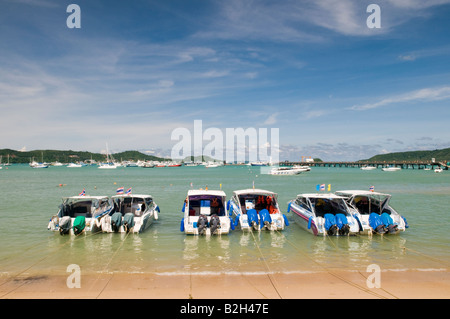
[1,269,449,299]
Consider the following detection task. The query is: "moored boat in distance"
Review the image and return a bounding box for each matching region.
[361,165,377,170]
[180,189,232,235]
[287,193,360,236]
[335,190,408,235]
[228,188,289,231]
[268,166,306,175]
[48,195,114,235]
[103,194,160,233]
[382,166,401,172]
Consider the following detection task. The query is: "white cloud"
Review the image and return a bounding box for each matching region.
[263,113,278,125]
[350,86,450,111]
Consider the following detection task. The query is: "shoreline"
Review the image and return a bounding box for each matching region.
[1,269,449,299]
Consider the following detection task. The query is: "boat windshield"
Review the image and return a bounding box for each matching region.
[310,197,348,217]
[351,195,389,215]
[238,194,278,214]
[114,197,153,217]
[188,195,225,216]
[60,199,95,218]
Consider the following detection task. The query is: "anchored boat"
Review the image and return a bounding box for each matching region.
[180,189,232,235]
[48,195,114,235]
[335,190,408,235]
[287,193,360,236]
[103,194,160,233]
[228,188,289,231]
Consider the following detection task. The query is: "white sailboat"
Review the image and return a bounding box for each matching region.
[98,143,119,169]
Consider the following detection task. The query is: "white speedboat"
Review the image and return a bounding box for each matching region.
[435,167,443,173]
[382,166,401,172]
[335,190,408,235]
[48,195,114,235]
[67,163,82,168]
[180,189,232,235]
[287,193,360,236]
[361,166,377,170]
[29,160,49,168]
[268,166,306,175]
[228,188,289,231]
[102,194,160,233]
[250,161,268,166]
[98,162,119,169]
[205,162,221,168]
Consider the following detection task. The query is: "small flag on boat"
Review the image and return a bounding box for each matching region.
[316,184,320,191]
[369,185,375,192]
[327,184,331,191]
[79,188,85,196]
[320,184,325,191]
[116,187,124,195]
[190,182,193,188]
[125,187,132,195]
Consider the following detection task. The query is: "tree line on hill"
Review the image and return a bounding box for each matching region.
[0,149,167,164]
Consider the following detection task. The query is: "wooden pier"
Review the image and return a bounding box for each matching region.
[282,161,449,170]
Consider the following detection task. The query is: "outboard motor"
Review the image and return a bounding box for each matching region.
[111,212,123,232]
[73,216,86,235]
[336,213,350,236]
[59,216,72,235]
[381,213,398,234]
[246,209,259,230]
[210,214,221,234]
[197,214,208,235]
[324,213,338,236]
[123,213,135,233]
[259,209,272,230]
[369,213,387,234]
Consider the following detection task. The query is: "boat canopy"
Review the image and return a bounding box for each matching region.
[335,190,392,215]
[186,190,226,216]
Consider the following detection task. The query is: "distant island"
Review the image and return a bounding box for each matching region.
[1,147,450,164]
[0,149,168,164]
[360,147,450,163]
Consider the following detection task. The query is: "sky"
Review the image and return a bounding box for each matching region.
[1,0,450,161]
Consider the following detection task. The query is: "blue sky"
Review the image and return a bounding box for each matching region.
[1,0,450,161]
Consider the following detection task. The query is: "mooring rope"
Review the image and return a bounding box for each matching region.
[274,229,396,299]
[249,229,283,299]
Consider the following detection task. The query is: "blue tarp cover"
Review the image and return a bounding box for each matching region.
[335,213,348,229]
[324,213,336,231]
[380,213,393,226]
[369,212,384,229]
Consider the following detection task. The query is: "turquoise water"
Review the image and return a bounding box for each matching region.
[0,165,449,279]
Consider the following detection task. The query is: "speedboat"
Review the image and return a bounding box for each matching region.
[102,194,160,233]
[382,166,401,172]
[98,162,119,169]
[205,162,220,168]
[268,166,306,175]
[48,195,114,235]
[228,188,289,231]
[29,160,49,168]
[435,167,443,173]
[335,190,408,235]
[287,193,360,236]
[361,166,377,170]
[250,161,268,166]
[180,189,232,235]
[67,163,82,168]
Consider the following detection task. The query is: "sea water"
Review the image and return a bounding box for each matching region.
[0,164,449,279]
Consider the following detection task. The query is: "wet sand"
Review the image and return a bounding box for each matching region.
[1,269,449,299]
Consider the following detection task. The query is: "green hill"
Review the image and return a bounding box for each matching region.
[362,147,450,162]
[0,148,167,164]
